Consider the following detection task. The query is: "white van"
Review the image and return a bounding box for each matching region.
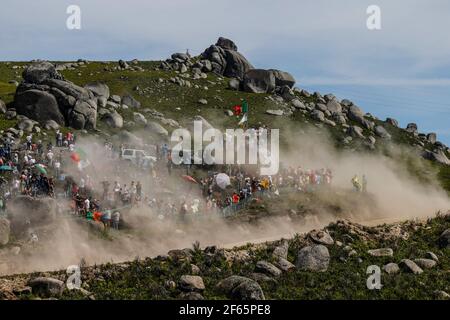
[121,149,157,165]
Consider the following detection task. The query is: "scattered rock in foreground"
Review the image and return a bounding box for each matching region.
[367,248,393,257]
[272,240,289,259]
[426,251,439,262]
[439,229,450,248]
[28,277,65,298]
[296,244,330,272]
[179,275,205,292]
[216,276,265,300]
[383,263,400,275]
[265,109,284,116]
[255,261,282,277]
[413,258,436,269]
[308,229,334,245]
[399,259,423,274]
[434,290,450,300]
[275,257,295,272]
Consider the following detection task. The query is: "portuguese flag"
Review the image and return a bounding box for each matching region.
[242,99,249,113]
[233,105,242,116]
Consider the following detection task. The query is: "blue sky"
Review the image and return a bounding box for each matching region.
[1,0,449,144]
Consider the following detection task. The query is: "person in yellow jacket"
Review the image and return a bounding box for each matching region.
[260,178,269,190]
[351,175,362,192]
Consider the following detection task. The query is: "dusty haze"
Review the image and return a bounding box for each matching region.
[0,124,449,276]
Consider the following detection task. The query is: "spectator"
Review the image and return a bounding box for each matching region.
[112,211,120,230]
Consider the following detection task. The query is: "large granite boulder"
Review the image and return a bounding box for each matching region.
[216,37,238,51]
[374,125,392,140]
[200,38,295,90]
[269,69,296,88]
[223,50,254,80]
[242,69,276,93]
[347,104,373,129]
[101,110,123,128]
[422,149,450,165]
[84,82,110,100]
[14,89,65,125]
[201,37,253,79]
[14,61,97,130]
[22,61,64,84]
[68,99,97,129]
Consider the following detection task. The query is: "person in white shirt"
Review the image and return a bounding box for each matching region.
[12,179,20,196]
[47,150,54,166]
[54,160,61,178]
[84,198,90,212]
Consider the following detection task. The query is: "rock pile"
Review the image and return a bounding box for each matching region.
[160,37,295,94]
[14,61,98,130]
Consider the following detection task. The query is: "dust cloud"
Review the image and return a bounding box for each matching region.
[0,123,449,276]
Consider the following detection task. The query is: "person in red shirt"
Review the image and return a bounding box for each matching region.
[93,211,103,222]
[66,132,73,144]
[232,192,240,204]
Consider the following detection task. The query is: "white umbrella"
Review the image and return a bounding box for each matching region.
[216,173,231,190]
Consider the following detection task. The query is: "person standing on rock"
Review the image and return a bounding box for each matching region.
[56,130,63,147]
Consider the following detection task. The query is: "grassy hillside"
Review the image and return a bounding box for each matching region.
[0,60,448,195]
